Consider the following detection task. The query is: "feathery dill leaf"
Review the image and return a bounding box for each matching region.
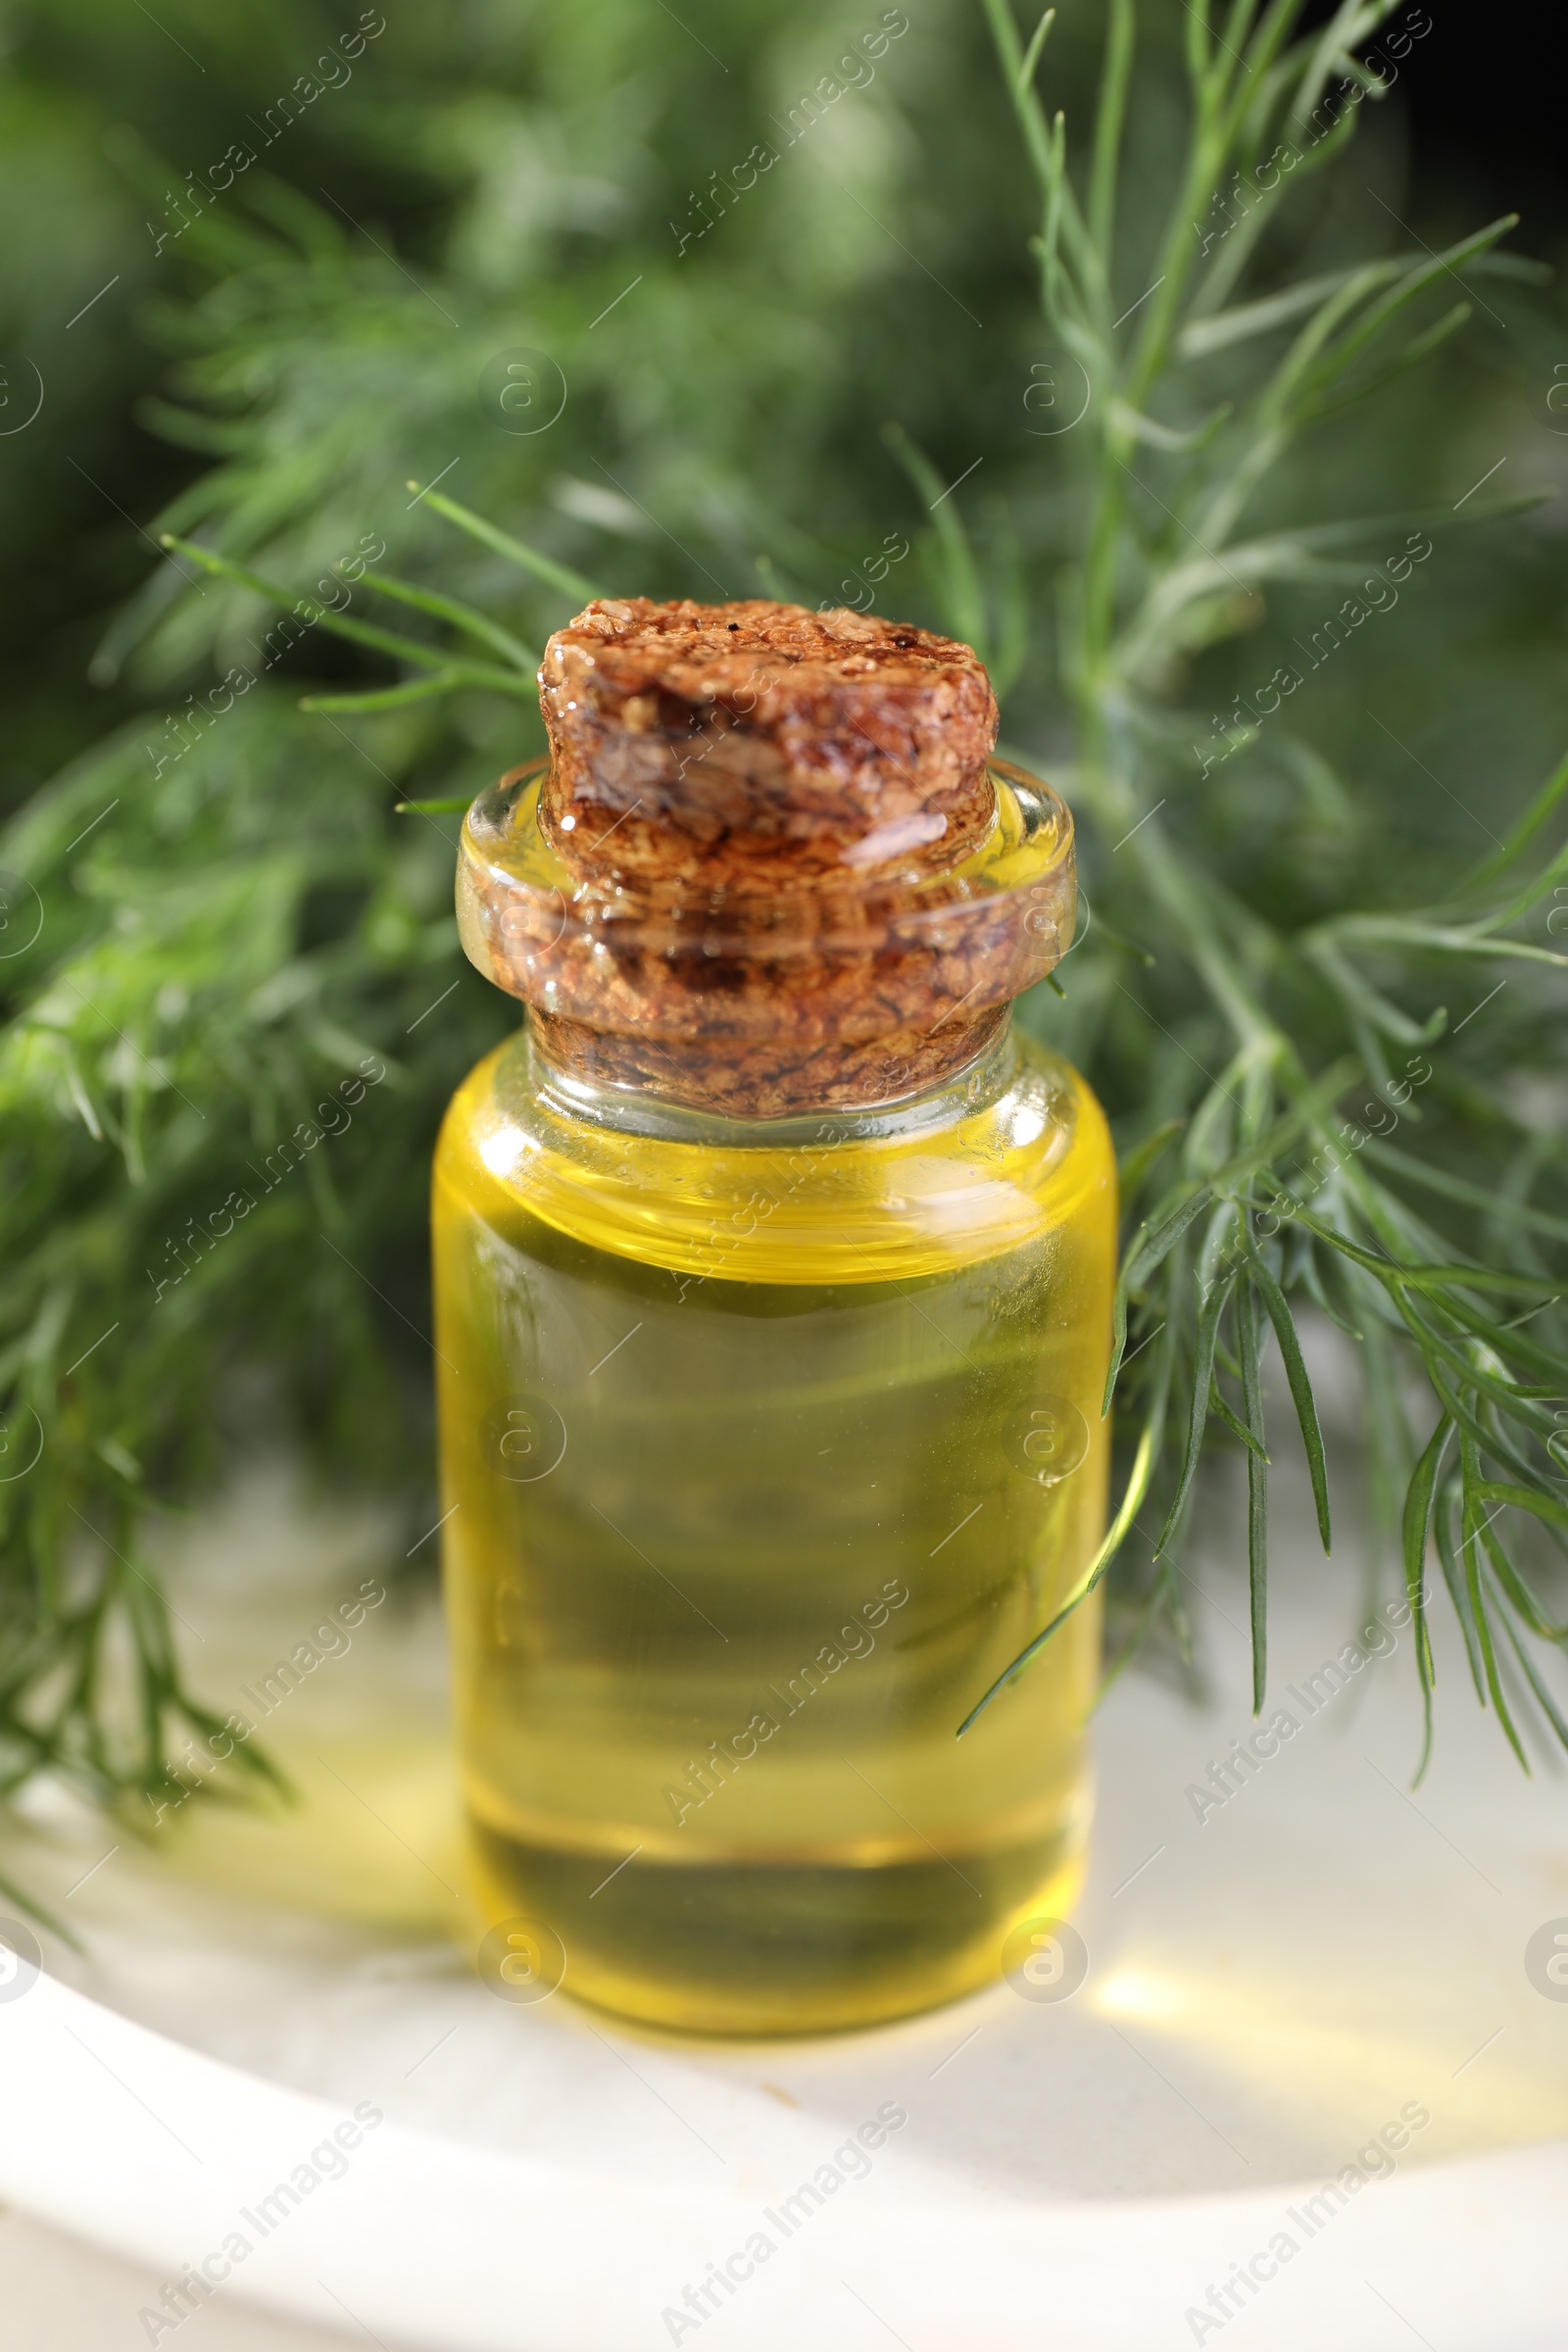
[0,0,1564,1839]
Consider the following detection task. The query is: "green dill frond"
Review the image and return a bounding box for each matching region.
[1,0,1565,1824]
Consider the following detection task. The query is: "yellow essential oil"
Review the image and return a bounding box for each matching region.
[434,1025,1113,2034]
[435,598,1115,2034]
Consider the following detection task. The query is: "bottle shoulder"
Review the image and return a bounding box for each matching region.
[435,1024,1115,1285]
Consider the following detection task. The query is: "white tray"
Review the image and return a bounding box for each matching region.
[2,1441,1565,2351]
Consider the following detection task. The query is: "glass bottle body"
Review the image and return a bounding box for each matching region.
[433,1021,1115,2034]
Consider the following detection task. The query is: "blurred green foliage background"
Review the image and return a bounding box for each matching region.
[2,0,1566,1805]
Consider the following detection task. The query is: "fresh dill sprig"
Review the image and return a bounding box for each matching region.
[951,0,1568,1763]
[1,0,1564,1844]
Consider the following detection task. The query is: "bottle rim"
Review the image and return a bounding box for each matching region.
[457,755,1076,1026]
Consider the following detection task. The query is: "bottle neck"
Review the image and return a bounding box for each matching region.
[526,1000,1011,1121]
[459,760,1075,1120]
[523,1011,1022,1145]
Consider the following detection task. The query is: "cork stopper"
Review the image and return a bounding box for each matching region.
[538,598,999,889]
[457,598,1075,1117]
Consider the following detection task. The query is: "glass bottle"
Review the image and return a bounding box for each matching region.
[433,602,1115,2035]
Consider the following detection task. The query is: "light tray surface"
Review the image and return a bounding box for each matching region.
[1,1450,1563,2351]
